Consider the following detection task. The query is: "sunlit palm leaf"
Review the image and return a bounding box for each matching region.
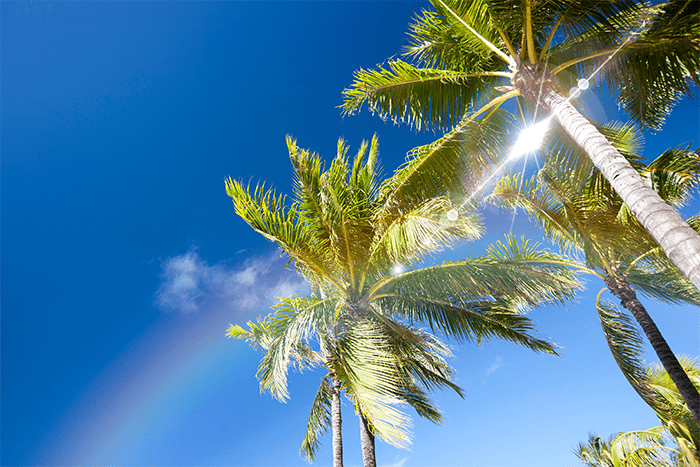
[405,1,504,71]
[376,107,514,220]
[489,173,583,256]
[597,300,657,406]
[369,196,482,274]
[300,376,333,461]
[646,358,700,460]
[226,178,334,284]
[626,263,700,306]
[342,59,509,132]
[253,296,337,401]
[642,145,700,208]
[334,322,413,448]
[368,312,464,400]
[581,1,700,130]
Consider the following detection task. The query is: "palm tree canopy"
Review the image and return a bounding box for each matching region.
[342,0,700,291]
[489,130,700,307]
[489,124,700,426]
[226,134,582,454]
[343,0,700,133]
[591,301,700,465]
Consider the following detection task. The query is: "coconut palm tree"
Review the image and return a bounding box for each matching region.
[489,130,700,424]
[341,0,700,291]
[575,429,681,467]
[575,429,678,467]
[225,134,580,466]
[581,303,700,466]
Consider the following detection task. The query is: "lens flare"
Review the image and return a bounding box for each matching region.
[510,117,551,160]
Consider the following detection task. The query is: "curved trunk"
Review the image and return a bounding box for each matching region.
[512,63,700,292]
[359,413,376,467]
[331,376,343,467]
[543,89,700,291]
[604,274,700,425]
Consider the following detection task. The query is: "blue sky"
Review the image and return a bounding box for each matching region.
[2,2,699,466]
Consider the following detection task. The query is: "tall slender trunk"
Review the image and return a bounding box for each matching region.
[545,90,700,291]
[513,64,700,292]
[331,376,343,467]
[359,413,376,467]
[605,274,700,425]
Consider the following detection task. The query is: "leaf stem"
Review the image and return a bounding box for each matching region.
[436,0,515,67]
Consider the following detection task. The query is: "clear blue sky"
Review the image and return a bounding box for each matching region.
[2,2,698,467]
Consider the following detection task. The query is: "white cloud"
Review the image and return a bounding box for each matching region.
[381,457,409,467]
[485,356,505,376]
[154,248,307,315]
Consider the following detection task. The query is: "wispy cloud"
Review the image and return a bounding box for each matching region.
[154,247,307,315]
[380,457,409,467]
[485,356,505,376]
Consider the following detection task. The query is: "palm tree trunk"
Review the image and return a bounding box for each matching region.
[604,274,700,425]
[331,376,343,467]
[359,413,377,467]
[512,63,700,292]
[543,89,700,291]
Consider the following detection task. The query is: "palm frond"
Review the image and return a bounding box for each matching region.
[490,173,588,257]
[287,136,334,266]
[646,357,700,458]
[253,296,338,401]
[369,195,482,273]
[539,0,642,50]
[333,321,414,449]
[341,59,509,132]
[406,1,507,71]
[373,234,580,311]
[575,433,615,467]
[609,428,674,467]
[369,312,464,399]
[575,428,675,467]
[300,376,333,462]
[642,145,700,208]
[598,1,700,130]
[226,178,336,285]
[596,300,658,406]
[376,107,515,217]
[626,262,700,306]
[226,318,274,350]
[547,4,647,80]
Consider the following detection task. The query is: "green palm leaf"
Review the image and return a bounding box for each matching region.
[300,376,333,461]
[376,107,514,215]
[404,2,505,71]
[597,300,657,406]
[333,321,413,448]
[342,59,505,132]
[604,1,700,130]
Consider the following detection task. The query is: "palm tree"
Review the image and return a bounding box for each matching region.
[581,303,700,466]
[225,134,580,465]
[575,429,677,467]
[341,0,700,291]
[489,132,700,423]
